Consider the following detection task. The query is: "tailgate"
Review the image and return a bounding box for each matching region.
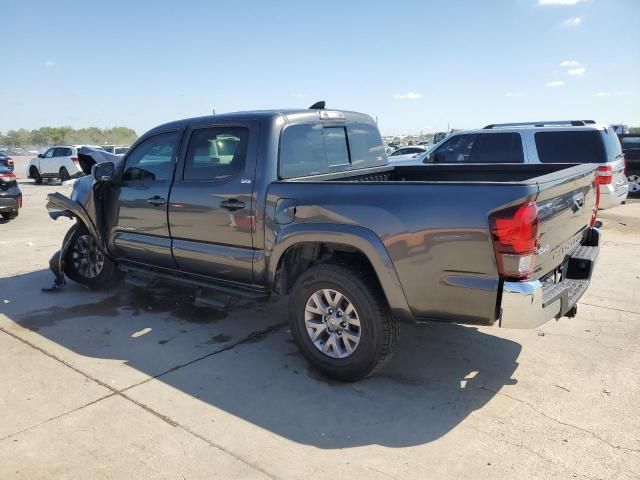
[533,164,598,279]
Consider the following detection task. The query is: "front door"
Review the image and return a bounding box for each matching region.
[108,130,181,268]
[168,124,257,284]
[40,147,57,175]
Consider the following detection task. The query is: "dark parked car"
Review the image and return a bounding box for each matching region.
[0,152,14,171]
[619,134,640,196]
[45,105,601,381]
[0,166,21,220]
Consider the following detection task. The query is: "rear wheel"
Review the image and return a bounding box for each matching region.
[30,166,42,184]
[64,225,122,289]
[59,167,70,182]
[289,264,399,382]
[628,174,640,197]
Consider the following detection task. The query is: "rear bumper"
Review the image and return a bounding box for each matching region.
[0,194,20,212]
[599,183,628,209]
[498,227,600,329]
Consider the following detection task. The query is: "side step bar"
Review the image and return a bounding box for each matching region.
[119,263,270,301]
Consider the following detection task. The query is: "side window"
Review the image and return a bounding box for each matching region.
[43,148,55,158]
[183,127,249,181]
[431,134,476,163]
[535,131,605,164]
[469,133,524,163]
[389,149,403,157]
[52,147,67,157]
[122,131,180,182]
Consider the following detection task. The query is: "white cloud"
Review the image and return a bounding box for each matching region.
[538,0,585,5]
[594,92,628,97]
[568,67,586,76]
[546,81,565,87]
[506,92,526,97]
[562,16,583,27]
[44,60,55,67]
[394,92,422,100]
[560,60,581,67]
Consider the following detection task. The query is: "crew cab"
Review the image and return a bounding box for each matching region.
[46,105,602,381]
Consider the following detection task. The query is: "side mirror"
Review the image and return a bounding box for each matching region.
[93,162,115,182]
[37,154,43,158]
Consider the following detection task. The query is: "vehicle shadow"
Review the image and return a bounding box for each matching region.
[0,269,522,449]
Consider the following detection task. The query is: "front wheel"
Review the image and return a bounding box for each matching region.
[628,174,640,198]
[289,264,399,382]
[64,225,122,289]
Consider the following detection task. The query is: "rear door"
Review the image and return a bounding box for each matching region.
[168,123,258,284]
[108,130,182,268]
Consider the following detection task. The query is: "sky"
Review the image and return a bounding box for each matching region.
[1,0,639,136]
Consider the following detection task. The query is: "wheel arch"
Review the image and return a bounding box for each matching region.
[269,223,414,323]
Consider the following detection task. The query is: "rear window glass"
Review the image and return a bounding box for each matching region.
[347,123,387,169]
[535,131,606,163]
[279,122,385,179]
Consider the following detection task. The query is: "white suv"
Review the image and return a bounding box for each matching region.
[27,145,99,183]
[404,120,628,209]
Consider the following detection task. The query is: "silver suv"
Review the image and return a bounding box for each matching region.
[409,120,628,209]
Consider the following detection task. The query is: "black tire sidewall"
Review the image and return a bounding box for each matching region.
[59,167,69,181]
[64,225,119,290]
[289,265,387,381]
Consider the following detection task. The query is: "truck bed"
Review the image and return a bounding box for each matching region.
[270,162,597,324]
[282,163,592,184]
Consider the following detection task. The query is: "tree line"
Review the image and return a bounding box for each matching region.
[0,126,138,147]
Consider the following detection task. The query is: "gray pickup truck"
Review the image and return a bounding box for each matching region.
[46,105,601,381]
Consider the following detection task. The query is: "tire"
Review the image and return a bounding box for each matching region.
[1,210,18,220]
[59,167,70,182]
[63,224,122,290]
[289,264,399,382]
[628,174,640,198]
[30,166,42,184]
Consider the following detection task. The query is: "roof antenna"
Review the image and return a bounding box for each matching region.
[309,101,325,110]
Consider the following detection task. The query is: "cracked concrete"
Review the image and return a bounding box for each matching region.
[1,161,639,479]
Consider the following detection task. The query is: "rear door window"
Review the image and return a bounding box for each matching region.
[183,127,249,181]
[535,131,606,163]
[470,133,524,163]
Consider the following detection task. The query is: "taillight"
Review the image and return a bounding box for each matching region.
[0,172,16,181]
[70,156,79,162]
[489,201,540,280]
[596,165,612,185]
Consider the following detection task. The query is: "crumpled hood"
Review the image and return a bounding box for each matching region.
[77,146,122,175]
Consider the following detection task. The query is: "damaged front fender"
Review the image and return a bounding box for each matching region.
[46,192,104,249]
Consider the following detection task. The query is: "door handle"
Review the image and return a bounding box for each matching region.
[146,196,166,206]
[220,199,245,211]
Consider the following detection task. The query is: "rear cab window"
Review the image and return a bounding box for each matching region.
[279,121,386,179]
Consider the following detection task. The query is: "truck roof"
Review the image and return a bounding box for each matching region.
[147,109,377,135]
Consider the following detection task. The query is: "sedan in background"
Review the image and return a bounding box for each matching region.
[387,145,427,163]
[0,152,14,171]
[0,166,22,220]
